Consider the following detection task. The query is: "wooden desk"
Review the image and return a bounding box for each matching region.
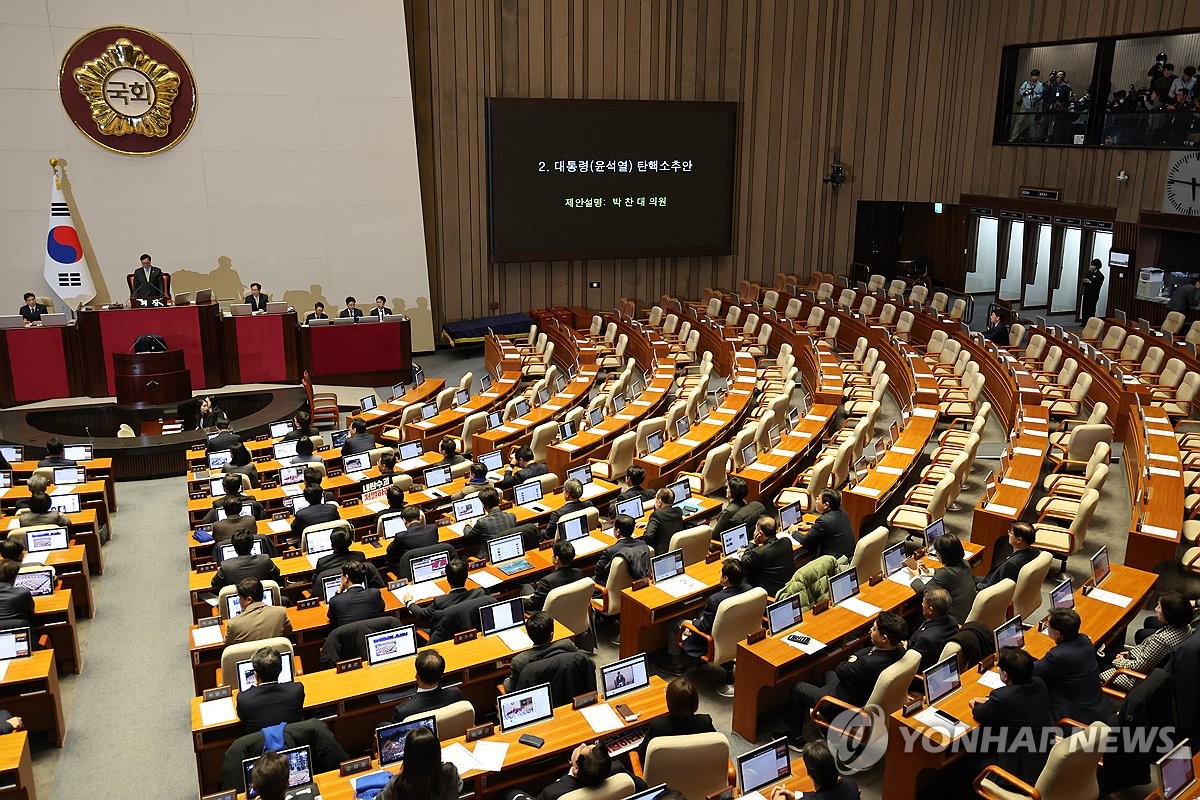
[1126,406,1185,572]
[33,590,78,675]
[9,457,116,515]
[840,405,939,535]
[729,403,837,502]
[470,365,599,461]
[0,482,110,536]
[1,511,103,578]
[0,652,64,748]
[617,558,725,659]
[0,731,35,800]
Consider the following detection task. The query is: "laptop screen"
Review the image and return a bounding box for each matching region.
[736,739,791,794]
[27,527,69,553]
[453,496,485,523]
[49,493,81,514]
[1156,739,1196,800]
[235,652,295,692]
[304,528,335,555]
[497,682,554,732]
[567,464,593,485]
[480,374,493,392]
[397,440,423,461]
[646,431,665,453]
[924,518,946,551]
[514,400,530,417]
[1091,546,1111,587]
[343,453,370,473]
[209,477,226,497]
[330,429,350,447]
[322,574,344,600]
[488,532,525,564]
[0,628,31,660]
[0,471,9,490]
[559,421,577,440]
[786,407,799,430]
[280,465,304,486]
[536,388,550,406]
[478,450,504,472]
[601,653,650,700]
[741,442,757,466]
[767,426,781,448]
[487,411,504,430]
[1050,578,1075,609]
[273,440,299,461]
[667,478,690,505]
[829,567,860,606]
[455,388,470,406]
[226,591,275,619]
[410,551,450,583]
[514,481,543,506]
[53,466,84,485]
[288,495,310,514]
[995,616,1025,651]
[207,450,232,470]
[381,514,406,539]
[615,496,645,521]
[219,540,264,561]
[421,403,438,420]
[589,407,605,426]
[423,466,452,488]
[559,514,587,542]
[413,367,425,386]
[479,597,525,636]
[364,625,418,666]
[0,446,22,462]
[651,549,685,583]
[359,395,378,412]
[376,715,437,767]
[13,569,54,597]
[697,400,711,420]
[243,745,312,797]
[269,421,294,439]
[62,444,92,461]
[612,394,626,413]
[883,543,907,576]
[924,655,962,706]
[779,501,801,530]
[766,596,803,636]
[721,523,749,556]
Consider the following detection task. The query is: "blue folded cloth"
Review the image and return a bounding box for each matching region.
[262,722,286,752]
[193,528,214,543]
[353,771,392,800]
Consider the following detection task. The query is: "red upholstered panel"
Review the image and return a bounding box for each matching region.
[7,327,70,403]
[96,306,210,394]
[309,322,404,377]
[234,315,288,383]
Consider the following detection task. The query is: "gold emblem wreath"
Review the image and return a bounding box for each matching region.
[73,38,179,138]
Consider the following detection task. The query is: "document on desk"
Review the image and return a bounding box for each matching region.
[914,707,969,739]
[441,742,484,775]
[199,696,237,727]
[977,670,1006,690]
[678,438,701,447]
[1001,478,1032,489]
[780,633,826,655]
[891,446,916,455]
[498,627,534,651]
[470,571,502,589]
[496,425,518,434]
[580,703,625,734]
[1088,588,1133,608]
[397,583,445,603]
[5,519,17,530]
[1146,428,1175,437]
[1149,467,1181,477]
[50,485,73,496]
[0,661,9,682]
[1013,447,1042,457]
[572,536,606,557]
[985,503,1018,516]
[581,483,606,500]
[471,740,509,772]
[615,414,636,421]
[1140,524,1178,539]
[558,442,579,452]
[192,626,224,647]
[876,465,904,475]
[888,569,919,587]
[347,471,368,483]
[839,597,882,617]
[774,449,798,459]
[642,455,667,465]
[912,407,938,418]
[365,501,388,513]
[654,574,706,598]
[268,519,292,534]
[397,457,428,471]
[849,486,881,498]
[743,463,774,474]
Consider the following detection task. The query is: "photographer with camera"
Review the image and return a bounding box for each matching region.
[1044,70,1072,143]
[1010,68,1044,143]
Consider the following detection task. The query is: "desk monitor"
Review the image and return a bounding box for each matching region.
[0,316,24,330]
[667,478,690,505]
[1114,308,1127,324]
[479,597,525,636]
[376,715,437,767]
[304,527,335,556]
[423,465,452,489]
[674,416,690,439]
[235,652,295,692]
[452,496,485,524]
[552,373,566,395]
[883,542,907,576]
[924,518,946,552]
[364,625,418,667]
[1091,546,1111,587]
[219,540,263,562]
[487,532,525,565]
[995,615,1025,651]
[614,496,645,521]
[280,465,305,486]
[0,446,21,463]
[225,590,276,619]
[0,472,8,490]
[14,568,55,597]
[513,481,543,507]
[390,381,406,400]
[359,394,378,413]
[409,551,450,583]
[1154,739,1196,800]
[612,394,626,413]
[26,526,69,554]
[289,495,310,513]
[265,301,288,314]
[308,317,332,326]
[736,738,791,794]
[559,421,578,441]
[779,500,801,531]
[207,450,232,470]
[766,596,803,636]
[514,399,531,417]
[697,400,711,420]
[230,303,253,316]
[273,440,299,461]
[208,477,226,497]
[421,402,438,420]
[478,450,504,473]
[331,316,356,325]
[413,366,425,386]
[566,464,593,485]
[829,566,860,606]
[535,387,550,407]
[486,411,505,430]
[601,652,650,700]
[397,440,423,461]
[786,406,799,431]
[269,421,294,439]
[767,426,781,449]
[497,682,554,732]
[559,514,590,543]
[651,549,686,583]
[646,430,665,454]
[0,628,31,661]
[454,388,470,406]
[330,429,350,448]
[1050,578,1075,609]
[380,514,406,539]
[480,374,493,393]
[588,407,605,427]
[62,444,92,462]
[924,655,962,706]
[720,523,749,557]
[322,574,344,600]
[741,442,758,467]
[343,452,371,474]
[242,745,312,797]
[49,493,81,514]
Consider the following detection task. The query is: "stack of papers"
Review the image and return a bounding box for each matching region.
[198,696,237,727]
[655,574,706,598]
[394,583,445,603]
[580,704,624,733]
[977,670,1005,690]
[471,571,502,589]
[191,626,224,647]
[268,519,292,534]
[839,597,882,617]
[1088,588,1132,608]
[498,627,534,651]
[441,743,484,774]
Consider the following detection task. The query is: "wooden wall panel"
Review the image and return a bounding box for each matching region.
[404,0,1200,329]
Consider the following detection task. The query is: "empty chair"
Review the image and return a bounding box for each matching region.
[777,457,835,512]
[909,284,929,306]
[939,372,984,417]
[589,430,637,481]
[867,273,886,292]
[1187,320,1200,346]
[964,579,1015,630]
[822,316,841,347]
[1043,372,1092,419]
[435,387,456,411]
[805,305,825,332]
[1037,463,1108,524]
[761,290,779,310]
[1012,551,1054,620]
[523,341,555,378]
[876,303,897,327]
[949,298,967,320]
[844,373,888,417]
[669,525,714,566]
[1006,322,1025,349]
[858,294,877,318]
[1115,334,1146,364]
[888,279,906,299]
[895,310,915,340]
[783,297,802,319]
[1097,325,1127,353]
[1048,422,1112,468]
[930,292,948,314]
[1032,488,1098,575]
[543,577,596,641]
[1080,316,1104,340]
[887,474,953,536]
[1043,441,1110,494]
[681,443,732,497]
[850,526,889,584]
[837,288,856,309]
[1135,346,1166,383]
[1152,371,1200,419]
[972,721,1110,800]
[528,421,558,464]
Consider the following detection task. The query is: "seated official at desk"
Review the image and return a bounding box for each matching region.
[281,411,316,442]
[1100,591,1193,691]
[340,418,374,457]
[212,499,277,563]
[235,647,305,734]
[386,506,438,567]
[247,751,290,800]
[399,558,491,644]
[636,677,715,759]
[544,479,591,540]
[504,611,583,693]
[225,578,292,645]
[0,541,25,566]
[338,296,363,319]
[438,438,467,468]
[608,466,655,517]
[203,474,266,523]
[463,489,517,555]
[313,528,384,589]
[908,533,977,624]
[211,529,282,591]
[290,485,340,538]
[524,540,583,613]
[1034,608,1109,724]
[981,308,1009,345]
[15,492,70,537]
[595,514,651,582]
[327,561,384,628]
[225,444,259,489]
[512,739,646,800]
[197,396,221,430]
[245,283,268,313]
[19,293,45,325]
[785,612,908,747]
[450,462,492,501]
[713,476,766,535]
[37,437,76,468]
[796,489,854,562]
[0,560,33,631]
[643,487,684,555]
[304,302,329,324]
[495,445,549,490]
[131,253,165,299]
[377,450,399,478]
[206,416,242,453]
[907,587,959,670]
[392,650,463,721]
[370,295,392,319]
[289,436,322,466]
[967,646,1055,787]
[977,522,1040,590]
[376,726,462,800]
[741,516,797,598]
[771,740,861,800]
[663,558,750,676]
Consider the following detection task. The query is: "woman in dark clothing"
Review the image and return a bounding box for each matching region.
[636,677,716,760]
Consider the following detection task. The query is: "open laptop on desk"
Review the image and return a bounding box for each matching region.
[651,549,704,597]
[0,628,31,661]
[26,526,69,557]
[265,301,287,315]
[720,523,749,558]
[62,444,91,461]
[376,715,436,766]
[497,682,554,731]
[486,410,505,431]
[666,478,701,515]
[224,589,277,620]
[218,539,263,562]
[779,500,802,535]
[588,406,606,427]
[446,496,485,536]
[488,532,532,575]
[303,527,335,568]
[13,568,54,597]
[273,439,299,462]
[235,652,295,691]
[0,316,25,330]
[1154,739,1196,800]
[601,652,650,701]
[0,445,21,463]
[243,745,314,799]
[559,513,605,556]
[420,402,437,420]
[278,465,305,496]
[476,449,505,481]
[766,596,804,637]
[52,466,85,485]
[422,465,453,497]
[921,656,966,726]
[994,615,1025,651]
[736,738,792,796]
[322,573,345,601]
[480,597,532,649]
[1091,546,1111,587]
[48,493,80,514]
[329,429,350,449]
[269,420,294,439]
[829,566,862,608]
[567,464,606,501]
[342,452,370,477]
[364,624,418,667]
[409,551,450,584]
[514,480,550,513]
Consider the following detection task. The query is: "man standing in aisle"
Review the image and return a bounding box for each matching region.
[1080,259,1104,321]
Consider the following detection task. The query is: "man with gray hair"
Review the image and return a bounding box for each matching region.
[543,478,591,540]
[907,586,959,670]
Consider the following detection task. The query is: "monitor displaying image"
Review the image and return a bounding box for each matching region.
[480,598,525,636]
[924,655,962,706]
[736,739,791,794]
[497,682,554,732]
[601,653,650,700]
[376,716,437,767]
[365,625,418,666]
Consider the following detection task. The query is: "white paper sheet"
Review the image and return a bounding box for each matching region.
[1024,428,1048,438]
[441,742,484,775]
[1149,467,1181,477]
[615,414,636,421]
[1088,588,1133,608]
[471,740,509,772]
[977,670,1005,690]
[850,486,882,497]
[1140,524,1178,539]
[642,455,667,465]
[1013,447,1042,457]
[839,597,882,617]
[876,465,903,475]
[1148,453,1178,464]
[0,661,9,682]
[774,449,798,458]
[912,407,938,418]
[198,696,237,727]
[888,569,919,587]
[678,438,701,447]
[558,443,579,452]
[654,574,706,598]
[779,633,826,655]
[191,626,224,647]
[365,501,388,513]
[743,463,774,474]
[1001,478,1032,489]
[580,703,625,734]
[892,446,916,455]
[5,519,18,530]
[1146,428,1176,437]
[49,486,73,496]
[985,503,1018,516]
[396,583,445,603]
[914,707,969,739]
[268,519,291,533]
[470,571,503,589]
[498,627,534,651]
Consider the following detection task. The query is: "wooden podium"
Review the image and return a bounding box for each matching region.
[113,349,191,407]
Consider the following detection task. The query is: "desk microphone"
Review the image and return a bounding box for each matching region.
[85,426,92,440]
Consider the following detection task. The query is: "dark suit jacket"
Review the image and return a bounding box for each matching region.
[245,293,268,312]
[407,587,493,643]
[495,463,549,490]
[211,554,281,591]
[339,307,364,319]
[304,312,328,323]
[637,712,716,759]
[392,685,463,722]
[908,615,960,670]
[915,562,978,623]
[213,514,258,542]
[211,532,277,564]
[537,764,645,800]
[203,493,265,524]
[206,431,243,452]
[683,582,751,657]
[464,510,518,555]
[798,508,855,561]
[545,500,592,539]
[293,503,341,538]
[525,566,585,612]
[327,585,385,628]
[608,486,655,518]
[0,584,34,629]
[341,433,375,456]
[714,499,767,535]
[643,506,685,554]
[313,552,384,589]
[833,645,905,707]
[36,455,76,468]
[386,523,439,565]
[970,678,1055,784]
[131,265,165,298]
[978,547,1040,590]
[19,304,45,323]
[235,681,305,733]
[741,537,796,598]
[982,322,1010,345]
[1033,634,1110,724]
[595,537,651,582]
[371,306,392,318]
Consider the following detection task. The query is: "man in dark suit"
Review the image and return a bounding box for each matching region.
[785,612,908,746]
[713,476,766,535]
[401,559,492,643]
[202,474,266,524]
[131,253,165,299]
[211,499,276,563]
[438,437,467,467]
[524,540,583,612]
[741,516,796,598]
[504,611,581,692]
[909,533,977,623]
[797,488,855,561]
[607,466,655,517]
[281,411,316,442]
[977,522,1040,589]
[544,479,591,540]
[907,587,959,670]
[211,530,282,591]
[370,296,392,318]
[643,487,685,555]
[338,296,363,319]
[235,647,305,733]
[304,302,329,324]
[327,561,385,628]
[663,558,750,674]
[291,485,341,539]
[463,489,517,556]
[981,308,1010,345]
[495,445,548,490]
[313,528,383,589]
[392,650,464,721]
[1033,608,1110,724]
[205,416,242,453]
[594,514,651,582]
[244,282,269,313]
[37,438,76,468]
[340,418,374,457]
[533,740,646,800]
[386,506,439,568]
[0,560,33,630]
[969,646,1056,785]
[19,294,45,325]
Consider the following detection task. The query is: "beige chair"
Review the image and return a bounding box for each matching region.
[1115,334,1145,365]
[669,525,713,566]
[1043,372,1092,419]
[876,303,897,327]
[1097,325,1127,353]
[939,372,984,417]
[1153,371,1200,419]
[761,290,780,311]
[544,577,596,645]
[1043,441,1109,494]
[845,374,889,417]
[887,474,953,536]
[972,721,1109,800]
[779,457,835,512]
[592,556,633,618]
[888,279,906,299]
[1033,488,1099,575]
[681,443,732,496]
[1048,422,1113,468]
[435,387,456,411]
[729,424,761,471]
[811,649,922,747]
[858,295,877,318]
[850,526,889,584]
[401,699,475,740]
[1079,317,1104,340]
[909,284,929,306]
[680,587,769,695]
[589,431,637,481]
[301,519,352,552]
[938,403,991,450]
[596,336,626,371]
[117,423,136,438]
[1134,346,1165,383]
[930,292,949,315]
[805,305,825,332]
[400,403,424,426]
[1036,463,1108,522]
[949,298,967,320]
[867,273,886,292]
[1187,320,1200,346]
[822,316,841,348]
[635,733,732,800]
[965,579,1015,630]
[837,288,856,309]
[815,282,834,302]
[1012,551,1054,620]
[922,329,949,360]
[218,636,293,685]
[528,421,559,464]
[366,446,394,467]
[1047,403,1107,452]
[1007,322,1025,349]
[783,297,802,319]
[561,773,636,800]
[460,412,487,455]
[894,310,915,341]
[635,417,667,456]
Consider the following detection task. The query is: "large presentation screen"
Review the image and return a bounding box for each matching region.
[486,98,737,262]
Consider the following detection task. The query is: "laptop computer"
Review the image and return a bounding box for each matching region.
[1154,739,1196,800]
[207,450,233,470]
[674,416,690,439]
[409,551,450,583]
[454,388,470,406]
[375,715,437,767]
[0,628,32,661]
[230,303,254,316]
[329,429,350,448]
[720,523,749,557]
[49,492,80,514]
[422,465,453,496]
[514,399,531,417]
[779,500,802,532]
[224,589,277,620]
[480,374,493,393]
[478,449,505,479]
[1091,546,1111,587]
[235,652,295,691]
[994,615,1026,651]
[242,745,312,798]
[513,480,549,513]
[380,514,406,540]
[446,496,485,536]
[645,430,665,454]
[883,542,908,578]
[0,446,22,463]
[497,682,554,732]
[13,568,55,597]
[0,316,25,330]
[1050,577,1074,609]
[40,313,66,326]
[651,549,704,596]
[559,513,605,557]
[741,441,758,468]
[480,597,525,636]
[359,395,378,413]
[488,532,533,575]
[52,466,84,485]
[270,421,294,439]
[559,420,578,441]
[342,452,371,475]
[829,567,860,607]
[600,653,650,700]
[265,301,288,314]
[924,518,946,558]
[614,495,646,522]
[62,444,92,461]
[666,478,701,514]
[421,402,438,420]
[486,411,505,430]
[26,527,69,555]
[923,655,963,710]
[364,625,418,667]
[396,440,424,462]
[218,540,264,562]
[766,596,803,636]
[588,406,606,427]
[736,739,791,796]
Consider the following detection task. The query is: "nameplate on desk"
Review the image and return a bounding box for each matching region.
[468,559,489,571]
[261,480,278,490]
[706,550,722,564]
[811,599,830,615]
[706,789,735,800]
[271,511,289,522]
[1012,447,1042,457]
[254,433,270,442]
[1140,524,1178,539]
[891,446,915,455]
[197,615,222,628]
[388,579,407,590]
[297,598,321,610]
[339,757,373,777]
[203,685,232,702]
[867,572,884,586]
[360,534,380,547]
[196,562,218,573]
[454,629,478,644]
[336,657,363,673]
[317,445,331,452]
[572,691,598,710]
[631,578,651,591]
[746,628,767,645]
[538,539,554,551]
[466,723,495,742]
[282,549,302,560]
